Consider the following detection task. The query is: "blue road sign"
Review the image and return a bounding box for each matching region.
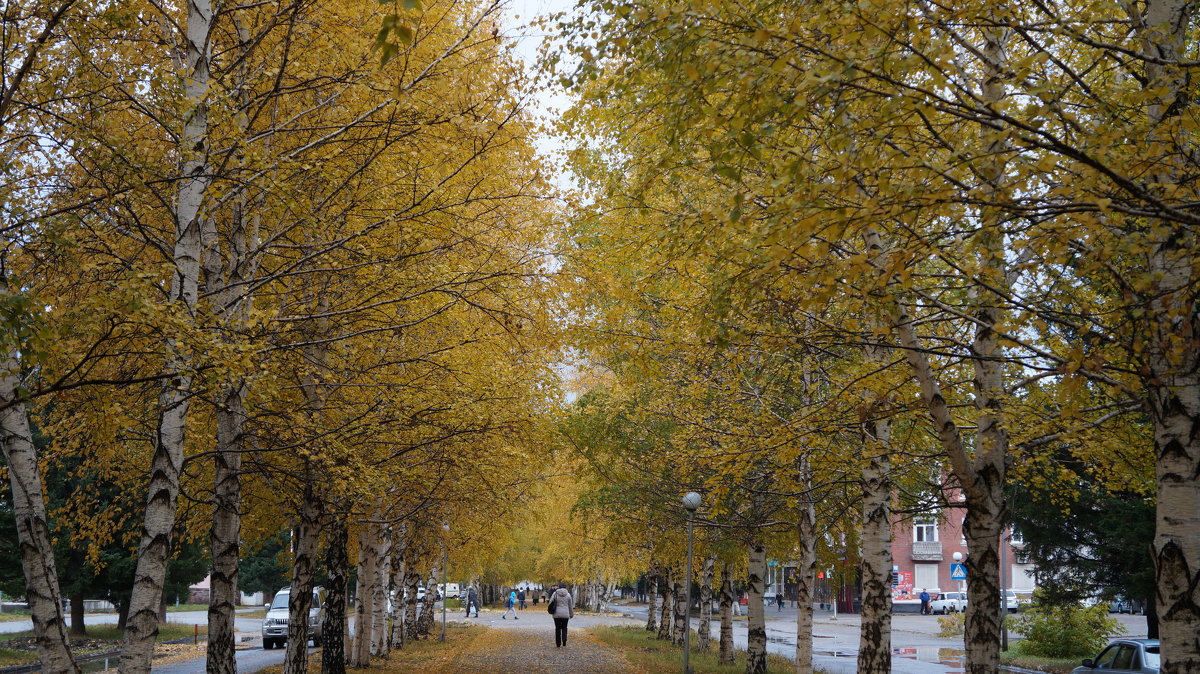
[950,563,967,580]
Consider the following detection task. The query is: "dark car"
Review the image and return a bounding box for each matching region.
[1071,639,1160,673]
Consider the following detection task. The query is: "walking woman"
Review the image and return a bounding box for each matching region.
[549,583,575,647]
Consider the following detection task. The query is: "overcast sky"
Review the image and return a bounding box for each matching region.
[501,0,580,187]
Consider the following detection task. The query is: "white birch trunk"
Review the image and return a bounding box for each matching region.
[795,460,817,674]
[204,17,258,669]
[206,382,246,674]
[746,542,767,674]
[0,356,77,672]
[371,529,391,656]
[672,575,687,647]
[322,516,349,674]
[403,565,420,641]
[119,1,212,670]
[283,492,320,674]
[645,567,658,633]
[656,567,673,640]
[1138,1,1200,668]
[697,555,714,652]
[719,563,735,666]
[856,422,892,674]
[415,563,441,637]
[351,525,376,666]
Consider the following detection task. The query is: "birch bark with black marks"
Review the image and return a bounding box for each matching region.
[0,357,77,672]
[697,555,714,652]
[404,564,420,640]
[350,524,377,666]
[1136,1,1200,668]
[645,567,658,632]
[204,12,261,668]
[656,567,673,640]
[795,460,817,674]
[206,381,246,674]
[283,489,320,674]
[119,4,213,670]
[719,564,735,666]
[0,3,82,667]
[322,516,349,674]
[371,529,392,656]
[746,542,768,674]
[672,574,687,647]
[390,526,407,650]
[864,78,1012,667]
[857,315,893,674]
[415,563,441,637]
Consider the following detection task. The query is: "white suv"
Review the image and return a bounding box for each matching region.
[261,587,324,649]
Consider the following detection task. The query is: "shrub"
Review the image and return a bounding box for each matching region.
[936,611,965,638]
[1010,599,1121,659]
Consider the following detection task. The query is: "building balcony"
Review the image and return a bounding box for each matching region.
[911,540,943,561]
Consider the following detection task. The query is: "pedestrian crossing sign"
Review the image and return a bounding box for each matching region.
[950,563,967,580]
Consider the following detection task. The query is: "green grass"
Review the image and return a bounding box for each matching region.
[588,625,809,674]
[0,610,32,623]
[1000,642,1085,673]
[167,603,212,612]
[0,648,33,667]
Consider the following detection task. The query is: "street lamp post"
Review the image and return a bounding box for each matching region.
[1000,533,1008,652]
[441,523,450,643]
[681,492,701,674]
[953,551,965,593]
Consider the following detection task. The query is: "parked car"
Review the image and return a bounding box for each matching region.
[929,591,967,614]
[261,587,324,650]
[1001,589,1019,613]
[1071,639,1159,673]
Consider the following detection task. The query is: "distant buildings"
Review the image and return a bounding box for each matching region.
[776,503,1035,614]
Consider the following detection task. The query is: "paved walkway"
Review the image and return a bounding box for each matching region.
[443,626,636,673]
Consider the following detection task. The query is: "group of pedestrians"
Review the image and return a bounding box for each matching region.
[502,586,538,618]
[461,583,578,648]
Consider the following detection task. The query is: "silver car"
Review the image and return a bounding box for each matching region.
[1071,639,1160,673]
[261,587,324,650]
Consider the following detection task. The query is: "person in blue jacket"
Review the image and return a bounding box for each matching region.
[502,589,519,619]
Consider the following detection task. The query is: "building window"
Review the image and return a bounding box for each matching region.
[914,518,938,543]
[914,563,939,592]
[1009,528,1025,545]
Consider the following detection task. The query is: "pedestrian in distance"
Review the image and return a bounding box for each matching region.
[518,587,527,609]
[502,589,519,619]
[465,586,479,617]
[776,590,784,612]
[549,583,575,647]
[919,588,931,615]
